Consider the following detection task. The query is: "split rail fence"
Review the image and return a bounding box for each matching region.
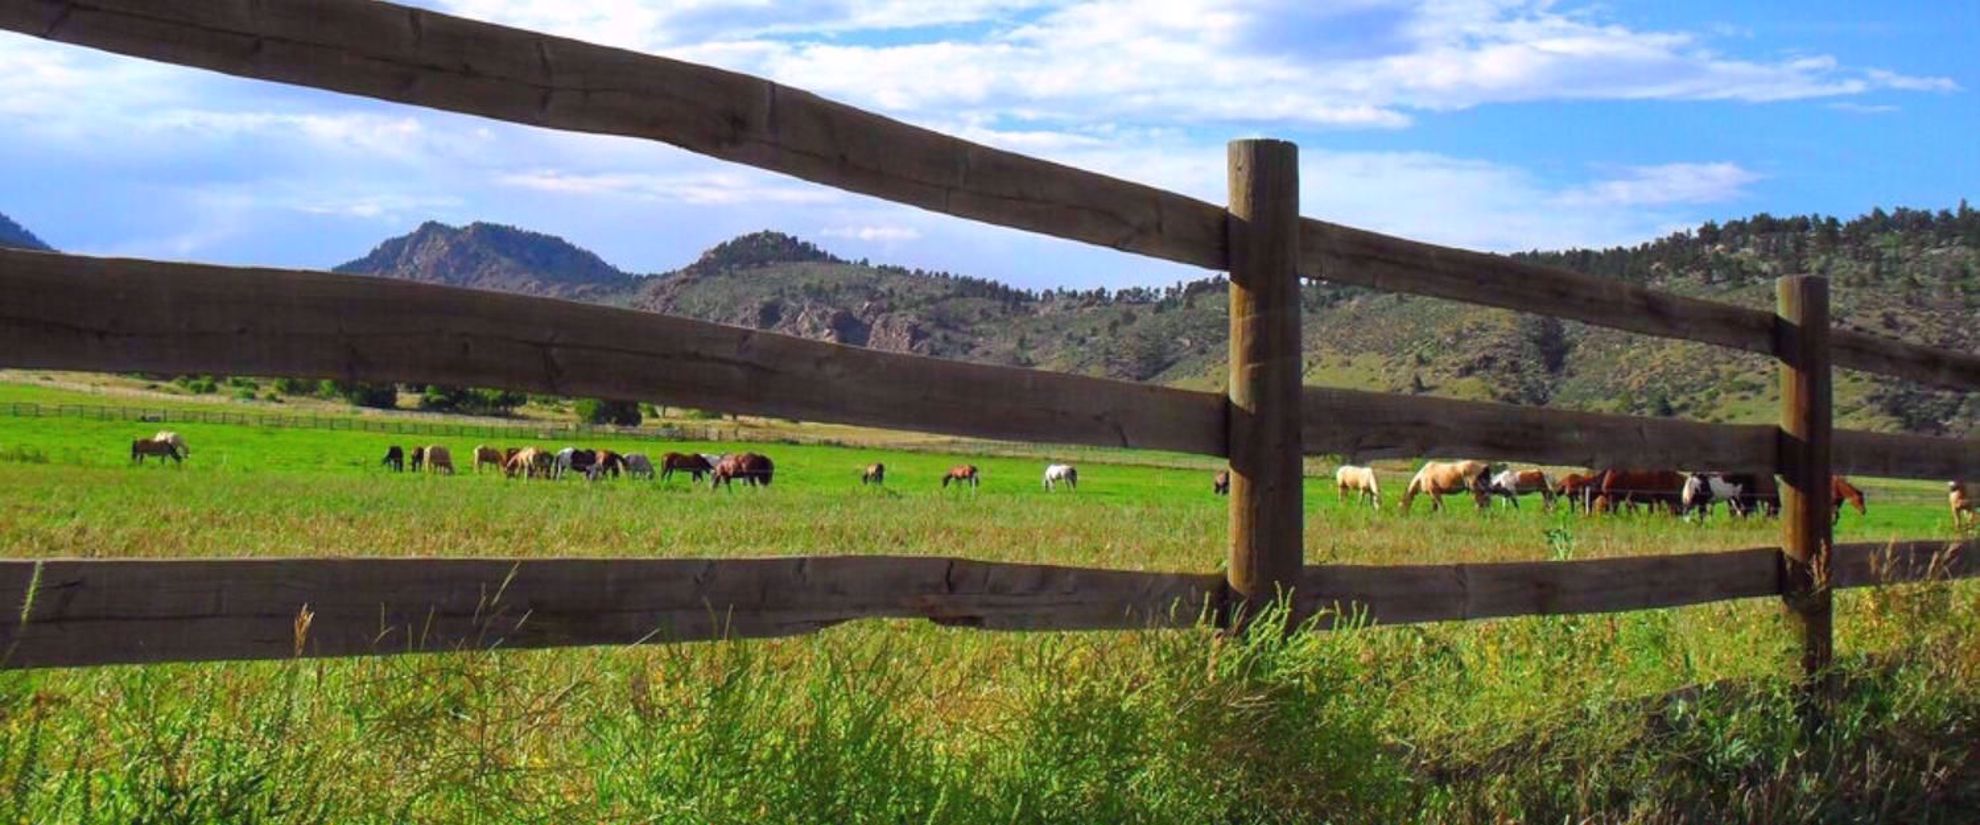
[2,1,1978,714]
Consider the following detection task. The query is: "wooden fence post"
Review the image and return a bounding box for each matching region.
[1777,274,1834,720]
[1225,139,1304,628]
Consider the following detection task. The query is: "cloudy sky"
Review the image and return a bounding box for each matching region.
[0,0,1971,289]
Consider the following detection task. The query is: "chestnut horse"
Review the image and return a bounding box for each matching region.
[1593,469,1685,514]
[1555,473,1600,513]
[711,453,774,489]
[661,452,713,482]
[1831,475,1867,525]
[1400,460,1490,513]
[942,465,980,489]
[1952,481,1976,531]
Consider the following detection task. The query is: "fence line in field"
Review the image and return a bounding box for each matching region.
[0,401,725,444]
[3,1,1980,726]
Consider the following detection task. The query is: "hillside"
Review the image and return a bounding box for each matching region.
[334,209,1980,437]
[0,211,52,251]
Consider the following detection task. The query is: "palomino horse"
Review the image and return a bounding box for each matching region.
[1399,460,1490,513]
[1487,469,1553,510]
[1952,481,1976,531]
[623,453,656,479]
[131,438,181,465]
[661,452,713,482]
[423,445,455,475]
[1335,465,1380,508]
[1043,463,1078,491]
[381,445,405,472]
[151,431,189,458]
[473,445,505,473]
[1213,470,1230,496]
[861,463,886,486]
[506,447,550,479]
[1831,476,1867,525]
[942,465,980,489]
[711,453,774,489]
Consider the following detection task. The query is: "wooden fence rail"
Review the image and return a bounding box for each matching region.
[5,541,1970,670]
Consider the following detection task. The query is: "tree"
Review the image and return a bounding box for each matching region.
[319,380,397,409]
[576,398,642,426]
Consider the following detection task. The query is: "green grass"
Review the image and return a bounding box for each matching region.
[2,408,1978,822]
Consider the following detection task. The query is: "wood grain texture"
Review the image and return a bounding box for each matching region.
[0,249,1227,455]
[1833,429,1980,482]
[1303,386,1777,472]
[0,557,1224,669]
[1776,275,1833,688]
[0,0,1229,271]
[1831,329,1980,393]
[1831,540,1979,589]
[1225,140,1304,613]
[1296,548,1781,627]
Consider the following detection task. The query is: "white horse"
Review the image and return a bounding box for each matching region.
[1335,465,1381,508]
[1043,463,1078,491]
[1681,473,1746,518]
[623,453,655,479]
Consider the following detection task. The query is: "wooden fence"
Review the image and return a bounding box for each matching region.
[1,0,1977,715]
[1,402,727,443]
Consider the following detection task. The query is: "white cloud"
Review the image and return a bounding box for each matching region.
[1555,163,1761,208]
[820,225,922,242]
[495,169,841,205]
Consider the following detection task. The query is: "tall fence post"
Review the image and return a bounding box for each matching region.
[1224,139,1303,628]
[1777,274,1833,722]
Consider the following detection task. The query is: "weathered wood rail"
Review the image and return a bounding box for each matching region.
[0,0,1977,724]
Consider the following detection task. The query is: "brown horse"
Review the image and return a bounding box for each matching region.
[589,450,627,480]
[1400,460,1490,513]
[1555,473,1600,513]
[861,463,886,486]
[1213,469,1230,496]
[942,465,980,489]
[131,438,181,465]
[1487,468,1554,510]
[1593,469,1686,514]
[381,445,405,472]
[423,445,455,475]
[1831,475,1867,525]
[410,446,426,472]
[473,445,504,473]
[711,453,773,489]
[661,452,713,482]
[1952,481,1976,531]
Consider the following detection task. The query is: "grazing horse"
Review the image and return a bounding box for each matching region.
[423,445,455,475]
[553,447,596,480]
[711,453,774,489]
[381,445,405,473]
[1952,481,1976,531]
[1554,473,1600,513]
[130,438,181,465]
[861,463,886,486]
[473,445,504,474]
[623,453,656,479]
[1487,469,1554,510]
[1043,463,1078,491]
[1593,469,1686,514]
[151,431,189,458]
[1831,476,1867,525]
[588,450,627,481]
[506,447,549,479]
[1726,473,1781,517]
[1681,473,1747,518]
[1400,460,1490,513]
[942,465,980,489]
[661,452,714,482]
[1213,470,1230,496]
[1335,465,1380,508]
[410,446,426,472]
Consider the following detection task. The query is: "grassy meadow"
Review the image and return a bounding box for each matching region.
[2,396,1979,822]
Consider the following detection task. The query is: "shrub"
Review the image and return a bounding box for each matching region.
[576,398,642,426]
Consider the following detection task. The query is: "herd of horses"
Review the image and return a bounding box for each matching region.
[121,429,1980,529]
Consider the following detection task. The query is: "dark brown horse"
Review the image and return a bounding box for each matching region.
[410,446,426,472]
[381,445,405,472]
[1593,469,1686,515]
[131,438,181,465]
[711,453,774,489]
[588,450,627,480]
[1213,469,1230,496]
[941,464,979,489]
[660,452,713,482]
[861,463,886,486]
[1831,475,1867,525]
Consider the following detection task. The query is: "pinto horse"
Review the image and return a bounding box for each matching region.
[410,446,426,472]
[861,463,886,486]
[1043,463,1078,491]
[711,453,774,489]
[1400,460,1490,513]
[661,452,713,482]
[1681,473,1747,518]
[423,445,455,475]
[151,431,189,458]
[473,445,505,474]
[1831,476,1867,525]
[588,450,627,481]
[1335,465,1380,508]
[942,465,980,489]
[1487,469,1553,510]
[131,438,181,465]
[1213,470,1230,496]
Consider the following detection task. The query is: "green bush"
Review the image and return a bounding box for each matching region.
[576,398,642,426]
[318,380,397,409]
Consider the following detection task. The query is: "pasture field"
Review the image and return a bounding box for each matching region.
[1,412,1978,822]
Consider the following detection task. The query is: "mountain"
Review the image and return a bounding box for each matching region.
[0,212,52,251]
[334,208,1980,437]
[333,221,635,300]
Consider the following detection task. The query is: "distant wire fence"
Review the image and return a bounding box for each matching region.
[0,401,729,444]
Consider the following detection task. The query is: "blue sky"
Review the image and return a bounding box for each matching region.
[0,0,1970,289]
